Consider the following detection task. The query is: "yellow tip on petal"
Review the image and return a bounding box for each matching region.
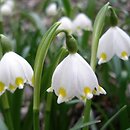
[83,87,93,99]
[58,87,66,97]
[8,84,17,92]
[84,87,91,94]
[98,53,107,65]
[0,82,5,93]
[100,53,107,60]
[15,77,24,88]
[47,87,53,92]
[121,51,128,60]
[98,86,106,95]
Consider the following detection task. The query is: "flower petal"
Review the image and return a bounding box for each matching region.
[73,13,92,33]
[73,53,100,100]
[1,52,26,90]
[97,28,115,64]
[58,17,73,34]
[9,52,34,86]
[113,27,130,60]
[51,54,77,103]
[46,3,58,16]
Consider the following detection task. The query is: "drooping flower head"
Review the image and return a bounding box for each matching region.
[45,2,58,16]
[97,26,130,64]
[47,34,106,104]
[47,53,106,104]
[0,52,33,95]
[0,0,14,16]
[72,13,92,36]
[57,17,73,34]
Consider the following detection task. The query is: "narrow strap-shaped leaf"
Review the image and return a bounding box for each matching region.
[100,105,127,130]
[70,120,101,130]
[33,22,60,130]
[61,0,72,17]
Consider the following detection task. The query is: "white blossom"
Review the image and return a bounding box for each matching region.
[0,0,14,16]
[73,13,92,36]
[97,26,130,64]
[47,53,106,104]
[58,17,73,35]
[0,52,33,95]
[46,3,58,16]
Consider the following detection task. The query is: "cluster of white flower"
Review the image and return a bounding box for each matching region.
[47,53,106,104]
[0,52,33,95]
[97,26,130,64]
[0,0,14,16]
[57,13,92,36]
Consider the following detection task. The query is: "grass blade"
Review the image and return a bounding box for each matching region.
[101,105,127,130]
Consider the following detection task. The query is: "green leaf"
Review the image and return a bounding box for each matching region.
[101,105,127,130]
[61,0,72,17]
[70,120,101,130]
[90,2,110,70]
[33,22,60,129]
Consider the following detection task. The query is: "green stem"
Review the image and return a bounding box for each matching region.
[83,100,92,128]
[45,93,53,130]
[33,110,39,130]
[55,29,69,36]
[83,3,110,130]
[1,93,14,130]
[44,48,68,130]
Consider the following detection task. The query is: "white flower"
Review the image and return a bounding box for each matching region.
[72,13,92,36]
[46,3,58,16]
[0,0,14,16]
[0,52,33,95]
[58,17,73,34]
[47,53,106,104]
[97,26,130,65]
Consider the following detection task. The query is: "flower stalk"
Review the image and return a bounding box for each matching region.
[1,93,14,130]
[83,3,110,130]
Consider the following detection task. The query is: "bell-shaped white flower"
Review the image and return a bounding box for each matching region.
[47,53,106,104]
[0,52,33,94]
[0,0,14,16]
[72,13,92,36]
[45,3,58,16]
[97,26,130,64]
[58,17,73,35]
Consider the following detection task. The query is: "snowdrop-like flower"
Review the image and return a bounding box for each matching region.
[0,0,14,16]
[73,13,92,36]
[46,3,58,16]
[97,26,130,65]
[47,53,106,104]
[58,17,73,34]
[0,52,33,95]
